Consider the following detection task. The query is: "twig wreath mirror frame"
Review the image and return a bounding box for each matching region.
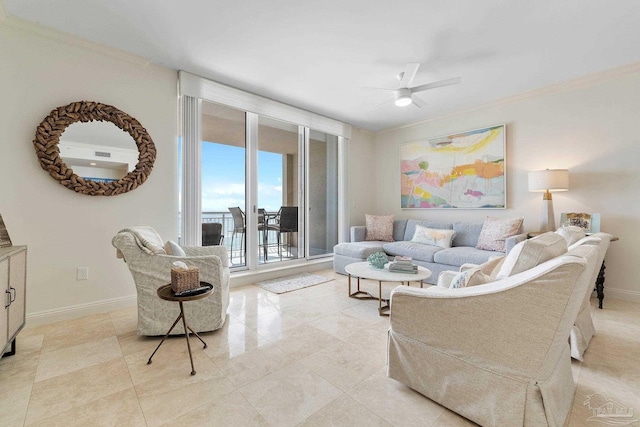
[33,101,156,196]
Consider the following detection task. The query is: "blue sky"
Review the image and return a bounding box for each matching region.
[201,142,283,212]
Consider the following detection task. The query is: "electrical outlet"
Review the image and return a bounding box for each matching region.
[77,267,89,280]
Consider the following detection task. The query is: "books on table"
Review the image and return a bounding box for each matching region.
[387,256,418,274]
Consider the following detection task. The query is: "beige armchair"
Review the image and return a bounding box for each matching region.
[112,226,229,336]
[388,244,599,427]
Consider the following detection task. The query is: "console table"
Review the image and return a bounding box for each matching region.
[596,235,618,309]
[1,246,27,358]
[526,232,618,309]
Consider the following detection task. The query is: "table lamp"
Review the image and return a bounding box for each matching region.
[528,169,569,232]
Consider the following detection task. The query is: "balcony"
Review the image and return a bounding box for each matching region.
[201,211,294,266]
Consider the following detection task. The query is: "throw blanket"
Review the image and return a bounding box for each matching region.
[119,226,166,255]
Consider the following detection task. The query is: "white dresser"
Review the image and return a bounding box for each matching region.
[0,246,27,357]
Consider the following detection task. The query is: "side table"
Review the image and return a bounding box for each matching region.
[147,283,213,375]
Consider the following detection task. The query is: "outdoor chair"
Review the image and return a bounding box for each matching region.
[202,222,224,246]
[228,207,246,264]
[270,206,298,260]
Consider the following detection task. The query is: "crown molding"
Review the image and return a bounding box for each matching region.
[376,62,640,136]
[0,14,152,68]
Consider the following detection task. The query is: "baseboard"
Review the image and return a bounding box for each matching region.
[599,287,640,304]
[24,260,334,326]
[26,295,137,327]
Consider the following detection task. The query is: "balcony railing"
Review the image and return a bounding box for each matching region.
[201,211,283,265]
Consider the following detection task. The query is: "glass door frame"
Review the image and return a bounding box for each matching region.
[303,129,343,260]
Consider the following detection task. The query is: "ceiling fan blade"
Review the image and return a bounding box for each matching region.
[355,86,396,92]
[411,95,427,108]
[399,63,420,88]
[370,97,394,110]
[411,77,461,93]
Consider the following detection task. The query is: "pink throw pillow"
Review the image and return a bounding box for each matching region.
[476,216,524,252]
[365,214,394,242]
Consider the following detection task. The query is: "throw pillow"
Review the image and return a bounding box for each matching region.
[164,240,186,257]
[450,268,490,289]
[495,232,568,279]
[365,214,395,242]
[475,216,524,252]
[476,256,506,280]
[410,225,456,249]
[556,225,586,246]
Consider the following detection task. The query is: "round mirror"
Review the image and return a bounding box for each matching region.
[33,101,156,196]
[59,121,139,182]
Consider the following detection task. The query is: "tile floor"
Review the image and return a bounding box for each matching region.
[1,269,639,426]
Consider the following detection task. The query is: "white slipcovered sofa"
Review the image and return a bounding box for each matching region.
[112,226,230,336]
[387,232,600,426]
[436,227,612,361]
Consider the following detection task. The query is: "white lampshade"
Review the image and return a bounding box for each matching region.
[528,169,569,192]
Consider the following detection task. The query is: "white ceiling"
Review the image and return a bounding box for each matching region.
[4,0,640,131]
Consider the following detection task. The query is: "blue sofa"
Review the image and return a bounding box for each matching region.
[333,219,526,285]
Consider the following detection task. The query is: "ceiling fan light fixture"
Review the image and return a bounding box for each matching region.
[395,88,412,107]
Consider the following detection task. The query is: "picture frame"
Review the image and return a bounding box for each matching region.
[400,124,506,209]
[0,214,12,248]
[560,212,601,233]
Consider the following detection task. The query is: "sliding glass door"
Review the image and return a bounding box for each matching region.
[257,116,303,263]
[201,101,246,266]
[179,71,350,273]
[307,130,339,258]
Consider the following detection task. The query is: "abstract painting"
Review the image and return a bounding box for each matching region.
[400,124,506,209]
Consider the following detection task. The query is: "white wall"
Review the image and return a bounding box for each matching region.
[345,127,376,226]
[0,19,179,320]
[367,66,640,301]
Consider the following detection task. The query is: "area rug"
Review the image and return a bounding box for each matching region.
[256,273,333,294]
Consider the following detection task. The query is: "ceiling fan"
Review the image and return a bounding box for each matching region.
[358,63,461,108]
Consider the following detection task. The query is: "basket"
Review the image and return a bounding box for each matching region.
[171,266,200,293]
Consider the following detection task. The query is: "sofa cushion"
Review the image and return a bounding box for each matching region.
[334,241,386,259]
[556,226,586,245]
[476,216,524,252]
[404,219,453,242]
[393,219,409,242]
[450,268,490,289]
[496,232,568,279]
[382,241,442,262]
[410,225,456,248]
[433,247,498,267]
[365,214,394,242]
[452,222,484,247]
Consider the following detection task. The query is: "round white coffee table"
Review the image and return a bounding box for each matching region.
[345,261,431,316]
